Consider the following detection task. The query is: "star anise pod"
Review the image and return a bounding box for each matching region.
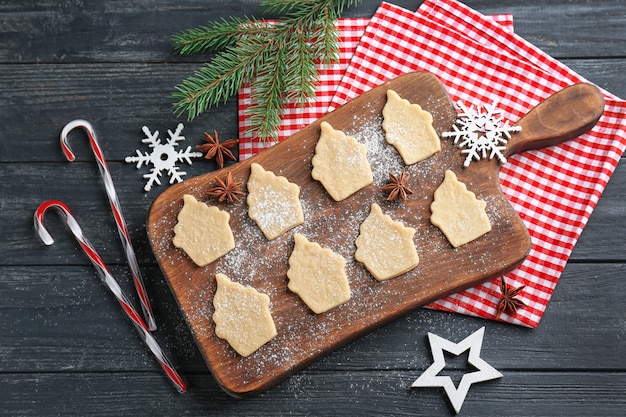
[207,171,244,203]
[196,130,238,168]
[496,276,527,318]
[381,169,413,201]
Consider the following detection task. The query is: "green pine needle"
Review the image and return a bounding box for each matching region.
[172,17,275,56]
[171,0,361,142]
[285,27,319,104]
[171,34,271,120]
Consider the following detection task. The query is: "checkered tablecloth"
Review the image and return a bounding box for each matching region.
[238,0,626,327]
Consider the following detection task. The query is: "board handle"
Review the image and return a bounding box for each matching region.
[504,83,605,158]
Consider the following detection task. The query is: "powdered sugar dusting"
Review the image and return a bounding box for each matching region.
[247,163,304,240]
[147,76,530,394]
[249,186,302,238]
[349,114,404,186]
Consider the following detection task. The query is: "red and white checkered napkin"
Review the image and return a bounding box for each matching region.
[328,0,626,327]
[237,0,626,327]
[238,14,513,159]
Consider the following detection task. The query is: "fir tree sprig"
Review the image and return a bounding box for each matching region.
[172,18,275,56]
[170,0,361,142]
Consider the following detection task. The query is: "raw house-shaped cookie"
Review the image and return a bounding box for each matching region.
[430,170,492,248]
[382,89,441,165]
[212,273,277,357]
[355,203,420,281]
[287,233,351,314]
[311,121,373,201]
[172,194,235,267]
[247,162,304,240]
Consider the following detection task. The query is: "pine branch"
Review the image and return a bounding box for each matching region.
[172,18,275,56]
[258,0,306,16]
[318,6,341,64]
[285,26,319,104]
[171,34,271,120]
[247,39,288,140]
[171,0,362,142]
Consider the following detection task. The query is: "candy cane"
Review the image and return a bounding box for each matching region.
[60,120,157,331]
[34,200,186,393]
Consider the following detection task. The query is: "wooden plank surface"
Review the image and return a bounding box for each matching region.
[1,371,626,416]
[1,262,624,373]
[2,1,625,63]
[1,0,625,415]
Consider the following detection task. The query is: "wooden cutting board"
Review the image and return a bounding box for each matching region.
[147,72,604,396]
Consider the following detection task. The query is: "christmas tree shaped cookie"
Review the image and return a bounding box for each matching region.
[247,162,304,240]
[311,121,373,201]
[173,194,235,267]
[287,233,351,314]
[382,89,440,165]
[355,203,420,281]
[430,170,492,248]
[212,273,277,357]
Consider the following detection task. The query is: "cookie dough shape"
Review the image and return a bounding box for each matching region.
[247,162,304,240]
[212,273,277,357]
[382,89,440,165]
[311,121,373,201]
[355,203,420,281]
[173,194,235,267]
[287,233,351,314]
[430,170,492,248]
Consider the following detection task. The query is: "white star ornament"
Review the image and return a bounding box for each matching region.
[411,326,502,414]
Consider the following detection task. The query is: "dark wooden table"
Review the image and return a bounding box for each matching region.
[1,1,625,415]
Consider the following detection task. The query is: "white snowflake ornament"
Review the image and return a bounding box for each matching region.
[125,123,203,191]
[442,101,521,168]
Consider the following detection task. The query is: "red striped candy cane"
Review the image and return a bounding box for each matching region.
[34,200,186,393]
[60,120,157,331]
